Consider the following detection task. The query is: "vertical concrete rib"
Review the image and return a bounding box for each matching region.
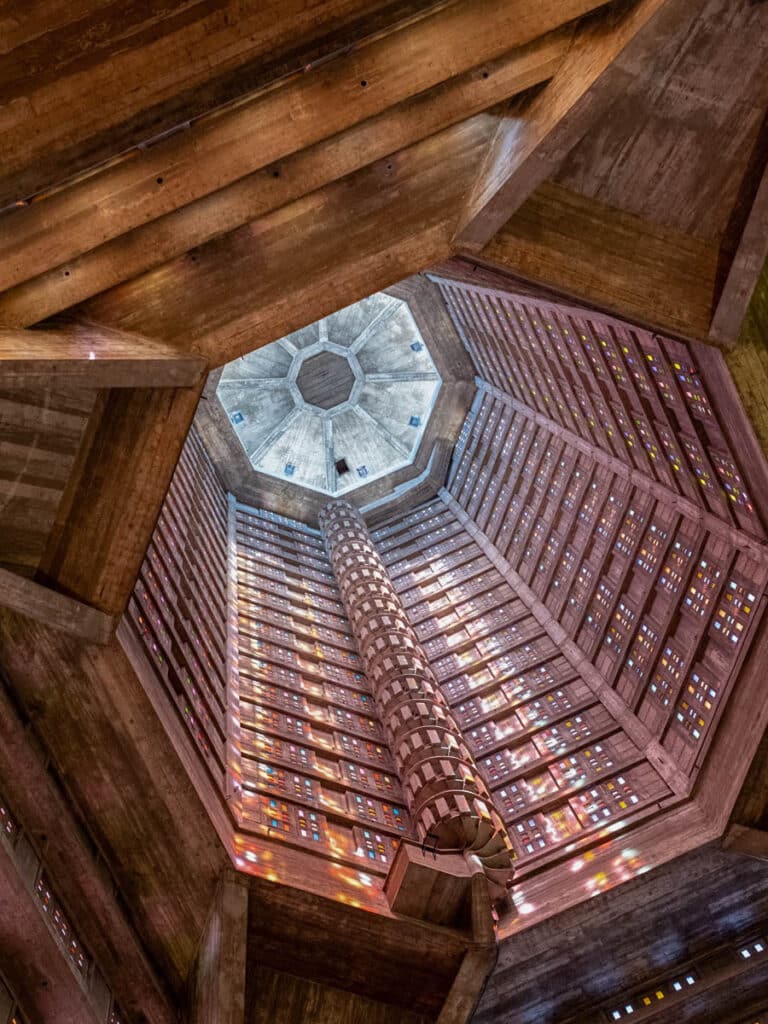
[319,500,514,893]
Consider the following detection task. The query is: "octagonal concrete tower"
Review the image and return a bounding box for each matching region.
[215,292,442,497]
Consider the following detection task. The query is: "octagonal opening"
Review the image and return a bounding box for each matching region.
[214,291,442,497]
[297,351,355,409]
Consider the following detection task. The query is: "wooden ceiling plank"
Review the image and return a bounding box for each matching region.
[0,565,115,645]
[709,167,768,347]
[0,323,207,387]
[453,0,700,251]
[0,0,459,204]
[720,262,768,464]
[37,383,203,616]
[0,384,96,575]
[0,609,229,990]
[0,476,63,505]
[0,679,177,1024]
[0,29,571,330]
[0,393,93,451]
[0,438,75,487]
[80,118,495,366]
[0,836,102,1024]
[0,0,607,297]
[723,825,768,863]
[471,180,720,339]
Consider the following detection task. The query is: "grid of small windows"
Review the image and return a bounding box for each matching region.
[549,743,618,788]
[646,643,688,709]
[236,508,414,871]
[684,557,723,618]
[659,536,696,597]
[673,359,713,420]
[625,621,659,682]
[354,827,399,866]
[382,502,670,864]
[612,404,640,459]
[578,482,603,526]
[605,601,636,657]
[620,339,654,400]
[711,577,757,648]
[595,495,624,542]
[438,278,768,541]
[535,530,561,579]
[657,422,687,478]
[636,522,669,576]
[262,796,326,844]
[0,800,18,842]
[569,562,594,615]
[551,546,577,594]
[644,347,675,404]
[437,297,768,808]
[511,805,582,856]
[673,666,719,745]
[570,774,641,826]
[561,469,586,515]
[681,435,715,494]
[0,793,136,1023]
[481,745,538,784]
[250,762,319,803]
[516,687,580,728]
[738,937,767,961]
[496,781,530,816]
[633,412,661,466]
[350,793,407,832]
[126,427,229,790]
[34,873,91,976]
[534,714,598,756]
[710,449,756,515]
[605,935,768,1022]
[607,971,697,1020]
[584,581,614,636]
[439,280,768,829]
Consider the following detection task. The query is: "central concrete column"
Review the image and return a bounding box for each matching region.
[319,501,513,892]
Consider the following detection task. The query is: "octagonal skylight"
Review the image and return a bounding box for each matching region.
[215,293,441,496]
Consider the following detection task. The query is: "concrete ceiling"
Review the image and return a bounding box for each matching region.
[215,293,441,497]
